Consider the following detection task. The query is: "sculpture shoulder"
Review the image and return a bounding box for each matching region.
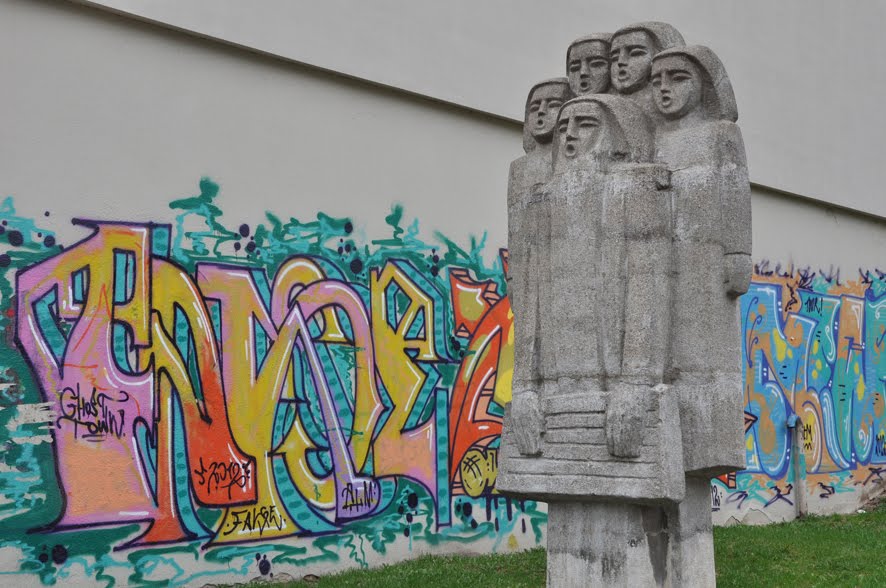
[510,154,529,177]
[510,151,553,192]
[508,155,529,202]
[656,121,746,169]
[711,121,748,167]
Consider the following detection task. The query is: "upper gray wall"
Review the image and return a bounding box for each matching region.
[2,0,884,274]
[0,0,517,260]
[71,0,886,219]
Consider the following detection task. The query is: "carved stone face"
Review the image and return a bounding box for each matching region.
[610,31,655,94]
[527,85,567,142]
[567,41,610,95]
[652,55,703,119]
[556,101,604,160]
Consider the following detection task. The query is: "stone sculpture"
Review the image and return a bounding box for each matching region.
[652,45,750,478]
[507,78,571,457]
[610,22,685,118]
[499,22,751,588]
[566,34,611,96]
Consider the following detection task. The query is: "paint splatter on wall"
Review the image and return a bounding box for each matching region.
[0,178,542,587]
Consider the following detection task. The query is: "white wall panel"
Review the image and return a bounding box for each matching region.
[68,0,886,218]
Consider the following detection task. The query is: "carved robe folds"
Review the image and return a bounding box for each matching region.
[500,153,685,504]
[659,120,750,476]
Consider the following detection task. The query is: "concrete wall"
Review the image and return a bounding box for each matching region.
[714,270,886,526]
[0,0,884,585]
[727,188,886,524]
[73,0,886,218]
[1,0,517,261]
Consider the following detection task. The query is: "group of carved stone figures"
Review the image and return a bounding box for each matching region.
[498,22,751,586]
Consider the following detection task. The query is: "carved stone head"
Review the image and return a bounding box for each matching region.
[610,22,685,95]
[553,95,653,170]
[523,78,572,153]
[652,45,738,123]
[566,34,612,96]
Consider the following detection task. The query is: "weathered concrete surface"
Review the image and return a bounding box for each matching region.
[546,502,669,588]
[500,21,750,587]
[668,478,718,587]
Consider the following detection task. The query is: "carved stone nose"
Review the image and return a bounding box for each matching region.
[565,118,580,137]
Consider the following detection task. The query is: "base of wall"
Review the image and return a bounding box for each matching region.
[712,468,886,526]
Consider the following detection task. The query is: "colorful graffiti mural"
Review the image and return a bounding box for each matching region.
[714,262,886,522]
[1,178,885,585]
[0,179,543,587]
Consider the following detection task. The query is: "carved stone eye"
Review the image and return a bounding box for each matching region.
[629,48,647,57]
[590,58,608,68]
[569,61,581,72]
[549,100,563,110]
[558,120,569,133]
[651,76,662,87]
[672,72,692,82]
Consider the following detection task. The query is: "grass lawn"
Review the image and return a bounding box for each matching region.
[715,499,886,587]
[258,500,886,587]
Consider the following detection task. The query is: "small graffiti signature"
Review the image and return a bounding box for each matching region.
[710,484,722,511]
[193,457,251,499]
[222,505,284,537]
[56,384,128,441]
[340,481,378,513]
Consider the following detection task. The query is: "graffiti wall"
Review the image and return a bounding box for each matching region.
[1,178,884,585]
[0,178,543,587]
[714,262,886,524]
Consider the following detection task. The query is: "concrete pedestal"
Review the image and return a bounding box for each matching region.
[546,501,669,587]
[545,479,716,587]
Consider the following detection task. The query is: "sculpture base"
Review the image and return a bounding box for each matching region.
[545,479,716,588]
